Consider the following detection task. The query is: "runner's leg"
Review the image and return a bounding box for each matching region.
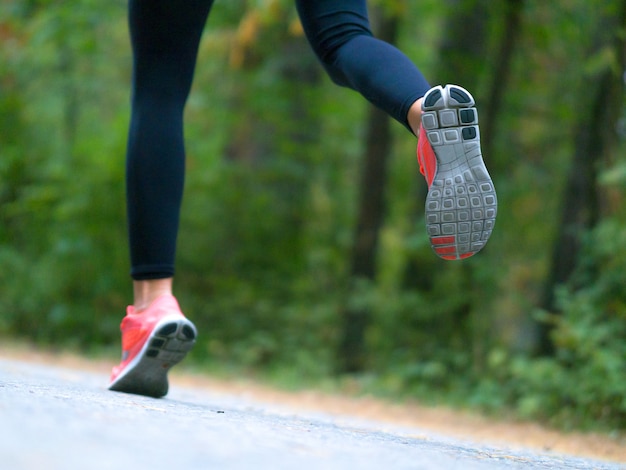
[295,0,430,133]
[126,0,214,297]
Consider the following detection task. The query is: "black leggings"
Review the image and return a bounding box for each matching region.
[127,0,430,280]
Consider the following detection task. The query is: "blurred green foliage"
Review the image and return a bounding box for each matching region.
[1,0,625,433]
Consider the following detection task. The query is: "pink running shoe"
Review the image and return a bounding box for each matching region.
[109,294,196,398]
[417,84,497,260]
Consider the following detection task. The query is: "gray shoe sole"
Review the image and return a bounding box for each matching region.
[108,317,197,398]
[421,84,497,260]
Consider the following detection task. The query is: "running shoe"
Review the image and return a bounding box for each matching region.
[109,294,196,398]
[417,84,497,260]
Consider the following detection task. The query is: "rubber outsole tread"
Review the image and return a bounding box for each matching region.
[108,318,196,398]
[421,85,497,260]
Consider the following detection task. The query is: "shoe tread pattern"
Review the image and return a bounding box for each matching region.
[109,318,196,398]
[421,85,497,260]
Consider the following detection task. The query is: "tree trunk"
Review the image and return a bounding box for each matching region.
[481,0,525,171]
[538,0,626,355]
[435,0,490,93]
[401,0,491,372]
[336,11,398,374]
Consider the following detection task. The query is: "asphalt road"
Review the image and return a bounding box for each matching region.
[0,358,622,470]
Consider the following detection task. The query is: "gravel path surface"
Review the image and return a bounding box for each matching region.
[0,358,622,470]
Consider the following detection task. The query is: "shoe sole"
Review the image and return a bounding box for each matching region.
[108,316,197,398]
[421,84,497,260]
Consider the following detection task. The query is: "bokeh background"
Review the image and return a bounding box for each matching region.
[1,0,625,432]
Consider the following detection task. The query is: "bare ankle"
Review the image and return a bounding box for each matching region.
[407,97,424,136]
[132,278,174,312]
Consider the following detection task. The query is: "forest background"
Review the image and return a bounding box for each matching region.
[1,0,625,434]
